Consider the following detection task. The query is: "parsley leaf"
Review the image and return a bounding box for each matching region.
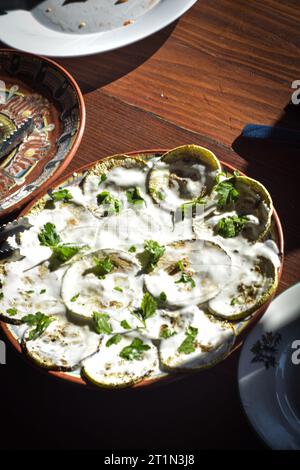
[175,272,196,288]
[106,334,122,347]
[0,292,3,300]
[22,312,54,341]
[70,293,80,302]
[128,245,136,253]
[50,189,73,202]
[40,289,46,294]
[120,320,131,330]
[159,292,167,302]
[142,240,165,272]
[126,187,145,206]
[178,326,198,354]
[215,215,249,238]
[114,286,123,292]
[6,308,17,316]
[99,174,107,185]
[92,256,115,279]
[159,325,175,339]
[52,244,81,262]
[97,191,122,215]
[215,180,239,209]
[133,292,157,327]
[92,312,112,335]
[119,338,150,361]
[38,222,61,247]
[149,188,166,201]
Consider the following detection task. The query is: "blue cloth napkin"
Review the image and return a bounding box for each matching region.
[242,124,300,146]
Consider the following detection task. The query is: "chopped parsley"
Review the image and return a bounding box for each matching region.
[96,191,122,215]
[120,320,131,330]
[70,293,80,302]
[114,286,123,293]
[215,215,249,238]
[142,240,165,272]
[215,180,239,209]
[175,272,196,289]
[106,334,122,347]
[0,292,3,300]
[40,289,46,294]
[128,245,137,253]
[159,292,167,302]
[230,297,239,306]
[99,174,107,185]
[25,290,34,294]
[50,189,73,202]
[159,325,175,339]
[6,308,18,316]
[126,187,145,206]
[93,256,115,279]
[92,312,112,335]
[38,223,83,263]
[178,326,198,354]
[22,312,54,341]
[149,188,165,201]
[119,338,150,361]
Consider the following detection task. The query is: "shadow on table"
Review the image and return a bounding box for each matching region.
[232,103,300,255]
[53,21,177,93]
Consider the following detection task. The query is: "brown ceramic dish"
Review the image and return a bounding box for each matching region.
[0,49,85,216]
[0,149,284,389]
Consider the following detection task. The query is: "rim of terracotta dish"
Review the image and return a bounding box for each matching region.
[0,149,284,390]
[0,48,86,217]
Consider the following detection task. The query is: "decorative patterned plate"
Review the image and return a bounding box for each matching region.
[0,49,85,216]
[238,282,300,449]
[0,149,284,389]
[0,1,197,57]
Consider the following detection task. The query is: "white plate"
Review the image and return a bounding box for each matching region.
[238,282,300,450]
[0,0,197,57]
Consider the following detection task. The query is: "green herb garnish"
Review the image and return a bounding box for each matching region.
[114,286,123,293]
[97,191,122,215]
[142,240,165,272]
[50,189,73,202]
[93,256,114,279]
[106,334,122,347]
[119,338,150,361]
[180,196,206,217]
[126,187,145,206]
[52,244,81,262]
[149,188,165,201]
[215,215,249,238]
[40,289,46,294]
[215,180,239,209]
[25,290,34,294]
[159,325,175,339]
[0,292,3,300]
[159,292,167,302]
[92,312,112,335]
[178,326,198,354]
[22,312,54,341]
[120,320,131,330]
[175,272,196,288]
[6,308,17,316]
[99,174,107,185]
[70,293,80,302]
[38,222,61,247]
[128,245,137,253]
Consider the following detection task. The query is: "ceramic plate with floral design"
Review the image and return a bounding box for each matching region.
[0,49,85,216]
[238,282,300,449]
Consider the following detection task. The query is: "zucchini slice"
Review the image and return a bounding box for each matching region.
[148,145,221,211]
[82,333,158,388]
[61,249,143,320]
[159,307,235,371]
[144,239,231,308]
[23,318,100,371]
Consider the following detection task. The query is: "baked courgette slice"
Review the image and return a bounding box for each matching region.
[23,318,100,371]
[82,333,158,388]
[148,145,221,212]
[159,307,235,371]
[61,249,143,320]
[208,255,277,320]
[144,239,231,308]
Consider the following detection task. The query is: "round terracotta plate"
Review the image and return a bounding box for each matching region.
[0,149,284,389]
[0,49,85,216]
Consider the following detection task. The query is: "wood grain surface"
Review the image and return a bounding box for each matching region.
[1,0,300,451]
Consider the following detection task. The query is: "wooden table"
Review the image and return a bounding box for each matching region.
[1,0,300,450]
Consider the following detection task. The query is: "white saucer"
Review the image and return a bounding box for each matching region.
[0,0,197,57]
[238,282,300,449]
